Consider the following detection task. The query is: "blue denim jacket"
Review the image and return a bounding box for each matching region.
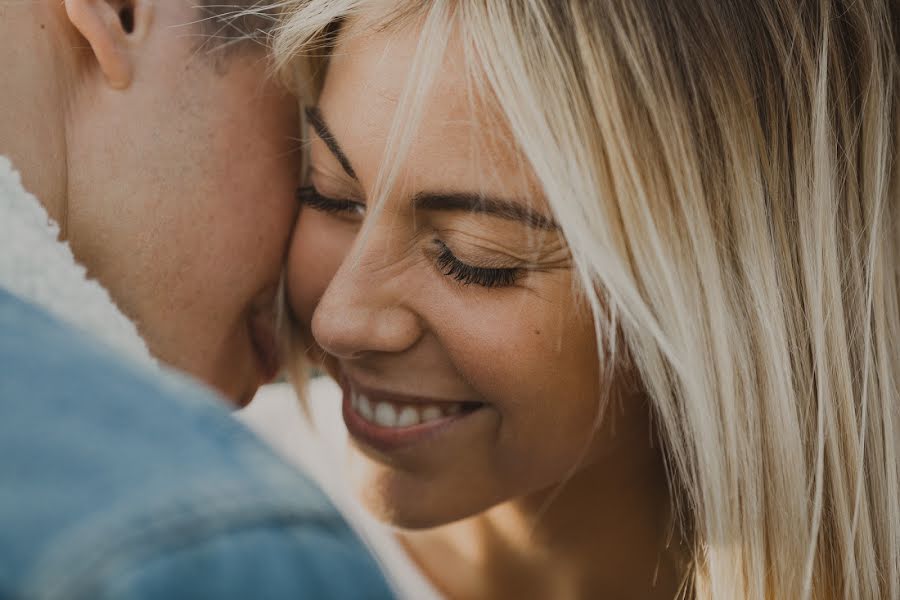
[0,288,393,599]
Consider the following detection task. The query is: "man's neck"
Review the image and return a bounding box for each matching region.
[0,1,72,231]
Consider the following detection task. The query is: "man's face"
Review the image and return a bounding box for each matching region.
[65,2,300,405]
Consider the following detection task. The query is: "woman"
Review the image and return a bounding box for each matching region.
[274,1,900,598]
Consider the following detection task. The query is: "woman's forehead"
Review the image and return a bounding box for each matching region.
[320,18,539,200]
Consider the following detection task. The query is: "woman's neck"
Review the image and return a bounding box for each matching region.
[400,445,685,599]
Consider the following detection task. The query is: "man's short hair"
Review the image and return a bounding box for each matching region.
[194,1,278,54]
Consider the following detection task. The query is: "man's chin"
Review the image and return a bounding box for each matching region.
[211,373,262,410]
[149,330,281,409]
[174,357,266,410]
[223,360,273,409]
[235,387,260,410]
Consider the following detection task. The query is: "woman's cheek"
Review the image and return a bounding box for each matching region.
[436,295,577,401]
[439,281,600,446]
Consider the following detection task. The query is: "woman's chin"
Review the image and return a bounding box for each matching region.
[347,457,501,530]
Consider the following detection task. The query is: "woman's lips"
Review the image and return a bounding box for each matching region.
[339,376,485,452]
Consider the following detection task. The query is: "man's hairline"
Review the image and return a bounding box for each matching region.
[191,1,277,62]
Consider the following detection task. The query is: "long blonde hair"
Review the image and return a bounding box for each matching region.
[272,1,900,598]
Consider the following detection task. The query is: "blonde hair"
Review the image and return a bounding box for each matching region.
[273,1,900,598]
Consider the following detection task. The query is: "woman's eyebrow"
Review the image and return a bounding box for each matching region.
[305,106,358,180]
[305,107,556,231]
[414,192,558,230]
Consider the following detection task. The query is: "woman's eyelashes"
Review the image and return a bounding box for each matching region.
[296,185,366,219]
[433,240,523,289]
[299,185,523,289]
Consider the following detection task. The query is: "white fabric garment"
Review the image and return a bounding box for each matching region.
[240,380,444,600]
[0,156,153,368]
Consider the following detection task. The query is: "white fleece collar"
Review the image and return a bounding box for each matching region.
[0,156,155,368]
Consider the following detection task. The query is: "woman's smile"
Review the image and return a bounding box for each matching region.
[339,371,490,453]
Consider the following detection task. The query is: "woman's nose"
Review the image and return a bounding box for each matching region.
[310,246,423,360]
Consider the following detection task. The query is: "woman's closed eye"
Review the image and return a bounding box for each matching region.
[297,185,366,220]
[299,185,526,289]
[432,240,523,289]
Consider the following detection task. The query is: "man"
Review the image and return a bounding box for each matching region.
[2,0,296,407]
[0,1,391,597]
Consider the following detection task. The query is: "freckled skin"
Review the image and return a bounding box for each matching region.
[290,16,620,527]
[287,13,678,600]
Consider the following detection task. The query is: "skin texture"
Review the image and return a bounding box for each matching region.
[287,15,681,600]
[0,1,300,404]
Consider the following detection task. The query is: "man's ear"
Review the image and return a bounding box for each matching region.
[64,0,153,90]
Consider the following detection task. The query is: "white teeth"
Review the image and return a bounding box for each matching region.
[421,406,443,423]
[374,402,398,427]
[358,395,374,420]
[396,407,420,428]
[350,388,472,429]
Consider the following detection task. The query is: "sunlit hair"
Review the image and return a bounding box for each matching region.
[272,1,900,598]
